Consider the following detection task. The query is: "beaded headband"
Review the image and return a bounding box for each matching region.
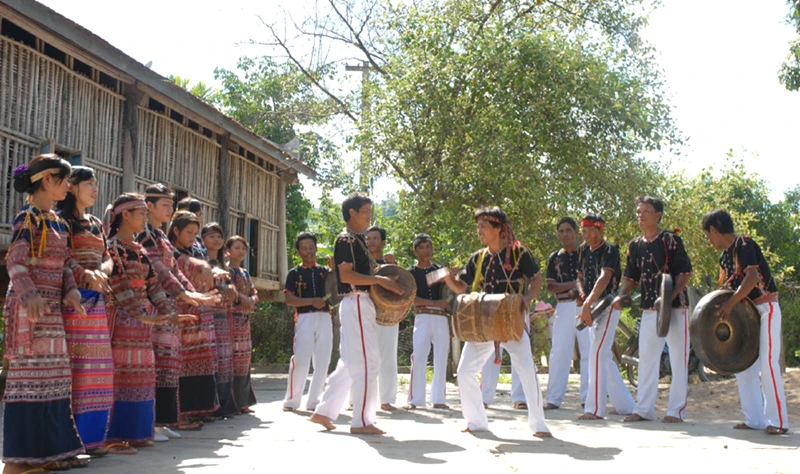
[581,218,604,230]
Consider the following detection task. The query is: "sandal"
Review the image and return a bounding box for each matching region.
[130,441,154,448]
[240,407,255,414]
[765,425,789,435]
[178,422,203,431]
[35,461,71,471]
[20,467,54,474]
[67,456,90,468]
[105,442,138,455]
[86,447,109,458]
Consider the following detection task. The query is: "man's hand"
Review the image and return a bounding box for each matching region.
[578,304,593,327]
[378,275,405,296]
[715,300,736,321]
[436,298,449,310]
[63,289,86,316]
[311,298,327,309]
[384,254,398,265]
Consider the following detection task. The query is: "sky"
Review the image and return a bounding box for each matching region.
[36,0,800,203]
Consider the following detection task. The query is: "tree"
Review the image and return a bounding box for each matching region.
[780,0,800,91]
[263,0,679,262]
[168,75,219,102]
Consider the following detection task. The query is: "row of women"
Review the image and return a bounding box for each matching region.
[2,154,260,473]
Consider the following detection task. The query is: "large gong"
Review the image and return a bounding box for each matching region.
[690,289,760,374]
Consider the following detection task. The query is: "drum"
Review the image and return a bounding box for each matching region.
[691,289,760,374]
[453,292,525,343]
[322,269,342,307]
[370,264,417,326]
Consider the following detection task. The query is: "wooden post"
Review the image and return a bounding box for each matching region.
[277,174,289,294]
[121,87,137,192]
[217,136,232,236]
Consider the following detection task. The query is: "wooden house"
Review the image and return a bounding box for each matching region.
[0,0,314,300]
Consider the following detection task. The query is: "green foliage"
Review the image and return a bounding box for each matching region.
[779,283,800,367]
[780,0,800,91]
[168,75,218,102]
[250,302,296,364]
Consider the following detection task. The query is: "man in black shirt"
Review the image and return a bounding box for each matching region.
[443,207,551,437]
[543,217,591,410]
[576,214,635,421]
[282,232,333,412]
[615,197,692,424]
[310,193,404,435]
[702,209,788,434]
[406,233,451,410]
[366,225,400,411]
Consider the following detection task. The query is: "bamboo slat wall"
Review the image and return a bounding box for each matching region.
[0,127,38,244]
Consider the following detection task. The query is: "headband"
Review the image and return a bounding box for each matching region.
[29,168,61,183]
[202,227,223,239]
[113,199,147,216]
[477,215,503,225]
[145,192,174,199]
[581,219,605,230]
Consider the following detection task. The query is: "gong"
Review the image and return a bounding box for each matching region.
[690,289,760,374]
[654,274,673,338]
[322,269,342,307]
[576,294,614,331]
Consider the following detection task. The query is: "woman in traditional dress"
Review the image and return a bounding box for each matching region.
[3,155,88,473]
[176,197,208,259]
[226,235,259,413]
[54,166,114,457]
[103,193,194,454]
[201,222,239,416]
[168,211,219,422]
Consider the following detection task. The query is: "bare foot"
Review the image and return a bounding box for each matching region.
[733,422,756,430]
[282,406,295,412]
[543,403,559,410]
[310,413,336,431]
[403,404,417,411]
[662,416,683,424]
[432,404,449,409]
[461,427,472,433]
[351,424,385,435]
[624,413,647,423]
[534,431,553,438]
[380,403,396,411]
[765,425,789,435]
[578,413,604,420]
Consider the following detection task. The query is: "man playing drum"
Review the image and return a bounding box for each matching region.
[406,233,451,410]
[543,217,592,410]
[614,197,692,423]
[310,194,404,435]
[576,214,636,421]
[365,225,401,411]
[443,206,551,438]
[701,209,789,434]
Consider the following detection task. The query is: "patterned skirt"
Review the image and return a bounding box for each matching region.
[62,289,114,450]
[179,304,219,415]
[2,291,84,464]
[212,308,238,416]
[152,322,181,425]
[231,311,257,409]
[105,306,156,443]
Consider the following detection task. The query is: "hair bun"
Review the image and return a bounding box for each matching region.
[13,173,32,193]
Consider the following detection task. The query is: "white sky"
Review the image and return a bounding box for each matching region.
[37,0,800,203]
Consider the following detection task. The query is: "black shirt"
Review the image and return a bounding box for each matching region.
[546,248,579,300]
[409,263,444,301]
[578,240,621,299]
[285,265,331,313]
[459,246,539,294]
[333,230,371,294]
[624,230,692,310]
[720,235,777,302]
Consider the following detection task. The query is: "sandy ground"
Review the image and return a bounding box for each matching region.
[1,369,798,474]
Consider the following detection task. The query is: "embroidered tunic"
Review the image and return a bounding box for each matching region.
[229,266,258,409]
[285,265,331,314]
[577,241,621,298]
[546,248,579,301]
[720,235,777,302]
[623,230,693,310]
[3,205,84,463]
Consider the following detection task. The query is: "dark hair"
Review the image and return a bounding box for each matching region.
[636,195,664,222]
[701,209,735,234]
[167,211,201,248]
[107,193,145,238]
[556,217,577,231]
[366,225,386,241]
[295,231,317,250]
[12,154,71,194]
[144,183,174,205]
[473,206,508,228]
[56,166,97,232]
[225,235,249,250]
[581,213,605,225]
[341,193,372,221]
[412,233,433,249]
[201,222,226,269]
[177,197,202,214]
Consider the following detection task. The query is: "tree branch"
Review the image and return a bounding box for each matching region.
[327,0,388,76]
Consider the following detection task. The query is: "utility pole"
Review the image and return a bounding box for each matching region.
[346,61,373,193]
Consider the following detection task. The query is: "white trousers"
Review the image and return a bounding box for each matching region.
[314,293,379,428]
[283,311,334,410]
[634,308,689,420]
[458,335,549,434]
[408,313,451,407]
[546,301,592,407]
[583,307,635,417]
[480,351,525,404]
[377,323,399,405]
[735,301,789,430]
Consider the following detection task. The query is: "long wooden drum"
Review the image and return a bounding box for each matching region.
[370,264,417,326]
[453,292,525,343]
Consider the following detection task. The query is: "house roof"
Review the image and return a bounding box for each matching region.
[0,0,316,179]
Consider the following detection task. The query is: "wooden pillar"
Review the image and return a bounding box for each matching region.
[217,136,232,236]
[277,175,289,291]
[121,88,138,192]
